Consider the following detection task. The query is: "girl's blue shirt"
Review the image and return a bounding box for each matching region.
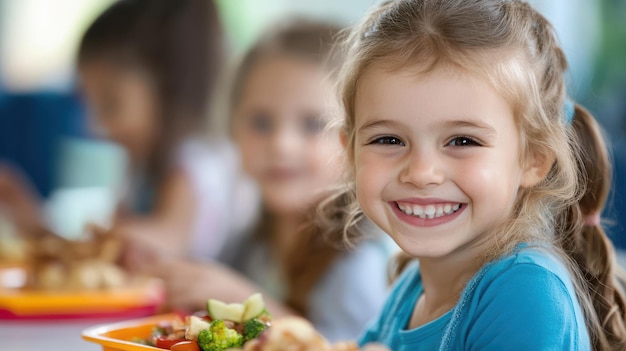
[359,243,591,351]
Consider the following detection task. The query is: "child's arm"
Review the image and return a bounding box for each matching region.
[147,258,297,318]
[115,168,196,270]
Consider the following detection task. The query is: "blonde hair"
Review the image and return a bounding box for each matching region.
[320,0,626,349]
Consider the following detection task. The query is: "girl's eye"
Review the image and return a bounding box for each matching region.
[302,115,326,135]
[447,136,480,147]
[369,136,405,146]
[250,112,272,133]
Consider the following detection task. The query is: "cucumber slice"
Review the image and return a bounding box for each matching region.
[242,293,266,322]
[206,299,245,322]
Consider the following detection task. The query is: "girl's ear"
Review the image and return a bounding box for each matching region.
[339,129,348,149]
[339,129,355,167]
[520,150,555,188]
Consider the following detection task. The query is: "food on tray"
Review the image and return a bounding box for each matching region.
[25,226,127,290]
[237,316,355,351]
[0,235,27,265]
[0,216,27,265]
[141,293,270,351]
[139,294,389,351]
[207,293,266,324]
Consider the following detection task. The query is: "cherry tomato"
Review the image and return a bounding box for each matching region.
[155,336,187,349]
[170,340,201,351]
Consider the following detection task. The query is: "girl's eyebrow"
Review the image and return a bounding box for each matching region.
[441,119,497,136]
[357,118,497,135]
[357,119,402,134]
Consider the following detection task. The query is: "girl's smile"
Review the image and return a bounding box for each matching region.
[391,199,466,227]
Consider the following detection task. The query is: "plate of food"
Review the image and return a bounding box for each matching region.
[0,228,164,320]
[82,294,388,351]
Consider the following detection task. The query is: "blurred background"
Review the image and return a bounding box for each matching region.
[0,0,624,241]
[0,0,626,350]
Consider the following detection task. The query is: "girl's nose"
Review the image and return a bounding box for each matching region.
[398,149,445,188]
[270,125,302,157]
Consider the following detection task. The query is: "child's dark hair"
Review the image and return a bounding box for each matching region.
[324,0,626,349]
[229,19,346,316]
[78,0,222,182]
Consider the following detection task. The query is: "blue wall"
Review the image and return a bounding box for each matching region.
[0,93,87,198]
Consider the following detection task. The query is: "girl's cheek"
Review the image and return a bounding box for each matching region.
[243,144,263,170]
[235,127,261,152]
[355,173,380,217]
[235,137,262,176]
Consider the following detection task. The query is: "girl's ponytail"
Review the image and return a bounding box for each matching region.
[560,104,626,349]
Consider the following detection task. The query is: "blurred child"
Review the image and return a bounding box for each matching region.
[152,20,393,342]
[77,0,239,263]
[323,0,626,349]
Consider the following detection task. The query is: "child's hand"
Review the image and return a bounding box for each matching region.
[145,258,259,313]
[110,218,186,273]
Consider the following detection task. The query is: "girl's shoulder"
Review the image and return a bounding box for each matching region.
[467,243,581,310]
[441,243,591,350]
[480,243,574,289]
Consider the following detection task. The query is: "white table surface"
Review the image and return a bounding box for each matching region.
[0,319,110,351]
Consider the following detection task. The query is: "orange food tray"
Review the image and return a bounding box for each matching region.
[0,267,164,320]
[82,314,178,351]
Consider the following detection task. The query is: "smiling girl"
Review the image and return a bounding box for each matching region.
[321,0,626,350]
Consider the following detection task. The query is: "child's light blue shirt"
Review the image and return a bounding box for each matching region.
[359,243,591,350]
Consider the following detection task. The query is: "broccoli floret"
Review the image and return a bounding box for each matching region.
[242,318,268,342]
[197,330,213,351]
[197,320,244,351]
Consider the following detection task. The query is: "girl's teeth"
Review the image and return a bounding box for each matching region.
[425,206,436,216]
[425,206,435,219]
[413,205,424,217]
[435,207,444,217]
[397,202,463,219]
